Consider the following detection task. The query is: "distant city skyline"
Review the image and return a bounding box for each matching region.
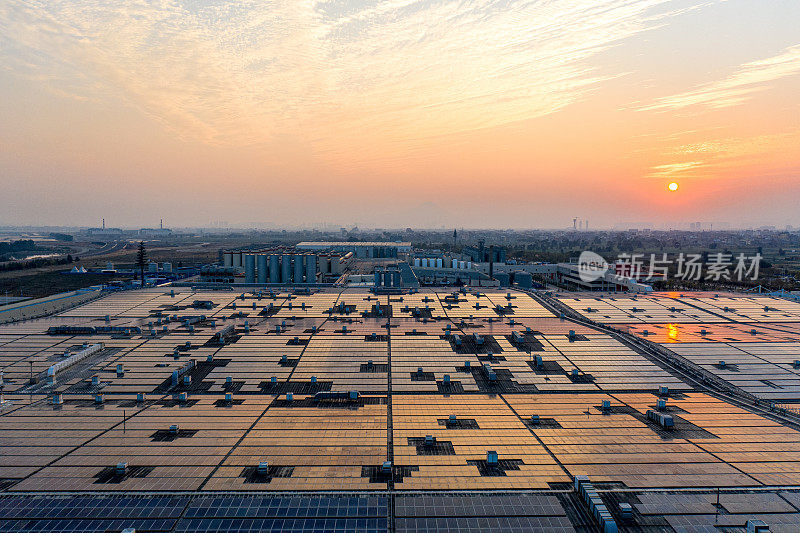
[1,0,799,228]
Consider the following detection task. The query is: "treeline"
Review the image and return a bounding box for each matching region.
[0,240,37,255]
[0,255,77,273]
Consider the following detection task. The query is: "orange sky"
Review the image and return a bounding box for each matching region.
[0,0,798,229]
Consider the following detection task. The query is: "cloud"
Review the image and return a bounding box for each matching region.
[0,0,700,161]
[647,130,800,181]
[639,44,800,111]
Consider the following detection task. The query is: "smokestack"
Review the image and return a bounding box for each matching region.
[160,219,163,229]
[102,218,105,230]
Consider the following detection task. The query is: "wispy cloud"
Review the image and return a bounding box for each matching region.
[639,44,800,111]
[647,130,800,180]
[0,0,697,159]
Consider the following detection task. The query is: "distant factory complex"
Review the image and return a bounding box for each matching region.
[205,240,653,293]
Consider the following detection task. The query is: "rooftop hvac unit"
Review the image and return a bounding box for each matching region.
[286,393,293,402]
[424,435,435,446]
[619,502,633,522]
[719,360,726,368]
[646,409,674,428]
[95,394,104,404]
[443,375,450,384]
[530,414,540,425]
[310,376,317,383]
[271,376,277,384]
[601,400,611,412]
[486,450,498,465]
[658,385,669,396]
[257,461,269,475]
[657,399,667,411]
[449,414,457,424]
[178,392,188,402]
[746,519,769,533]
[136,393,145,402]
[52,393,63,405]
[381,461,392,474]
[169,424,179,435]
[115,462,128,476]
[225,393,233,402]
[464,361,471,369]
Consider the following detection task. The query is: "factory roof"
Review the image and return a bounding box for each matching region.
[2,288,800,530]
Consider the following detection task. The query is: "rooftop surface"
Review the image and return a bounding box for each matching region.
[2,288,800,531]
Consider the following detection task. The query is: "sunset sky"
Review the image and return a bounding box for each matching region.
[1,0,798,229]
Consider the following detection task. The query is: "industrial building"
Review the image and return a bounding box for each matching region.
[3,288,800,530]
[297,241,411,258]
[214,249,349,285]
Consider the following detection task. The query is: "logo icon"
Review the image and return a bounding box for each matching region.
[578,251,608,283]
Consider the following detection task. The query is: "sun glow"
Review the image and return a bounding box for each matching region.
[668,182,679,191]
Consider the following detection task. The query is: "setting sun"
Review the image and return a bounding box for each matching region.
[668,182,679,191]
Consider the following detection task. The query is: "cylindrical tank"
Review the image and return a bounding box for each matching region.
[294,255,304,284]
[414,258,420,267]
[393,271,402,287]
[269,255,279,283]
[281,255,291,284]
[244,254,256,283]
[436,258,443,268]
[459,261,466,270]
[383,271,392,287]
[374,271,382,287]
[232,252,242,268]
[223,252,233,268]
[466,261,472,269]
[257,255,267,284]
[495,272,510,286]
[162,262,172,272]
[305,255,317,284]
[452,259,458,269]
[516,271,533,289]
[331,256,343,275]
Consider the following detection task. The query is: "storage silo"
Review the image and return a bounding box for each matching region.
[452,259,458,269]
[305,255,317,284]
[257,255,267,284]
[374,271,382,287]
[392,271,402,287]
[414,258,420,267]
[223,252,233,268]
[294,255,304,284]
[281,255,291,284]
[436,258,443,268]
[383,271,392,287]
[232,252,242,268]
[516,271,533,289]
[269,255,279,284]
[495,272,510,286]
[244,254,255,284]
